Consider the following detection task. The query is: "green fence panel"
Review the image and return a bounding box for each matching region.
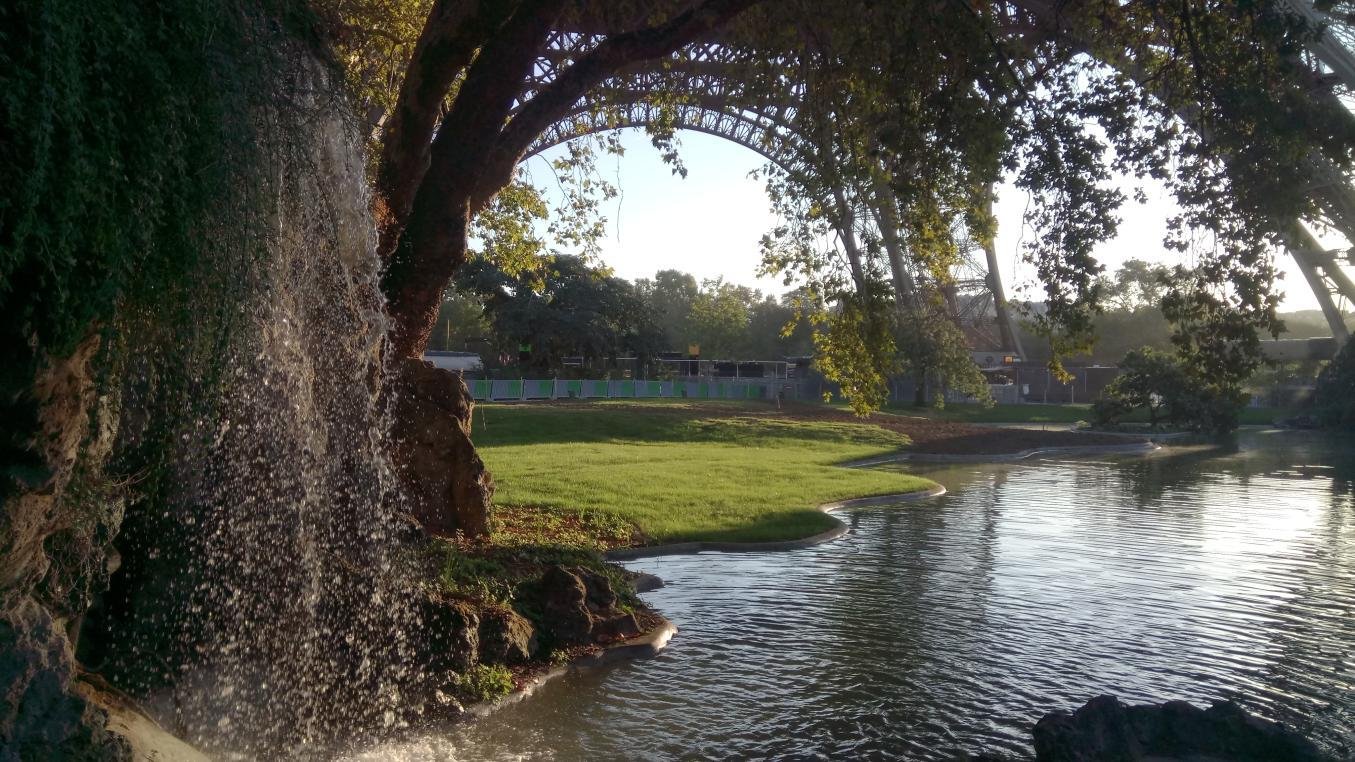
[566,380,582,397]
[646,381,662,397]
[472,380,491,400]
[533,380,553,397]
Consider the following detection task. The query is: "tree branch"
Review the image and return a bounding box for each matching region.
[376,0,515,258]
[469,0,766,212]
[384,0,567,354]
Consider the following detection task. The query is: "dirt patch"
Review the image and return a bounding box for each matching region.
[775,404,1145,455]
[498,398,1144,455]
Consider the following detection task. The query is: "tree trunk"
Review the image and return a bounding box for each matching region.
[376,0,764,537]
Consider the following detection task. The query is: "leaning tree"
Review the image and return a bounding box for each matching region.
[323,0,1355,535]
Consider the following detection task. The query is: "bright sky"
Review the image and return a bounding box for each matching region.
[526,129,1324,312]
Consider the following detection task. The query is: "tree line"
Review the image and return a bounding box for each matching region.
[426,256,813,374]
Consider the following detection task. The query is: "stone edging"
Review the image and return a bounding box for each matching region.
[465,618,678,718]
[603,485,949,561]
[842,441,1159,467]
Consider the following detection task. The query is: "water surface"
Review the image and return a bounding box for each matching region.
[356,430,1355,760]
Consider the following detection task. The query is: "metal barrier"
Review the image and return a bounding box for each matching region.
[466,378,791,402]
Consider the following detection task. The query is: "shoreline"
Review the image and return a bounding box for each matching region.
[464,618,680,718]
[844,440,1160,466]
[462,438,1160,721]
[604,484,948,561]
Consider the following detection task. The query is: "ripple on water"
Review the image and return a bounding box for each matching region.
[350,431,1355,761]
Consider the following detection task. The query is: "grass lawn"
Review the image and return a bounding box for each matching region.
[471,401,939,545]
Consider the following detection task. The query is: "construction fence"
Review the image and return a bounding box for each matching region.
[468,378,797,402]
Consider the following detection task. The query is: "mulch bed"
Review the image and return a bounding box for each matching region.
[498,398,1145,456]
[776,403,1146,455]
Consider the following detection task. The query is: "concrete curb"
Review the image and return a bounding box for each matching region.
[842,441,1159,467]
[603,485,948,561]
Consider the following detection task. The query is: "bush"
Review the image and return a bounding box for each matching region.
[1314,340,1355,429]
[453,664,515,703]
[1094,347,1244,434]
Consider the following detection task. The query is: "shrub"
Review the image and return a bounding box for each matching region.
[1094,347,1244,434]
[1314,340,1355,430]
[453,664,515,703]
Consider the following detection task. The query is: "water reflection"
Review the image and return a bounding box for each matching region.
[350,431,1355,761]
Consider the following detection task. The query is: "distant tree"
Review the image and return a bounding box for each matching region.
[634,270,699,351]
[428,289,491,351]
[1087,309,1173,365]
[1100,259,1172,311]
[746,295,813,359]
[688,278,752,358]
[457,255,663,372]
[1274,309,1353,339]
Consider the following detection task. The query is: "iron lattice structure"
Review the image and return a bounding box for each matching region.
[521,2,1355,354]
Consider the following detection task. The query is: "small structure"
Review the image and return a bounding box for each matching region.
[423,350,484,374]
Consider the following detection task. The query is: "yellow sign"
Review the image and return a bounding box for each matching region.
[688,343,700,357]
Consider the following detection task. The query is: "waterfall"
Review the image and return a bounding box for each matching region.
[112,47,424,759]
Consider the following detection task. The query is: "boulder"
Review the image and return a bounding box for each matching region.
[414,593,480,672]
[1033,695,1329,762]
[590,612,641,644]
[538,566,594,645]
[387,358,492,537]
[534,565,644,647]
[578,568,618,613]
[478,607,537,665]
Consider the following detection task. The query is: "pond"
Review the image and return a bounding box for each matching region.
[355,430,1355,760]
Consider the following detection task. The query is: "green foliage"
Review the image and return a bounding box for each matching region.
[751,2,1353,410]
[0,0,310,497]
[440,553,515,605]
[311,0,433,168]
[635,270,701,349]
[457,255,664,371]
[453,664,514,703]
[811,287,899,416]
[632,272,813,360]
[471,175,551,281]
[1314,340,1355,430]
[687,279,753,359]
[428,288,491,352]
[1093,347,1245,434]
[894,295,991,408]
[1099,259,1172,312]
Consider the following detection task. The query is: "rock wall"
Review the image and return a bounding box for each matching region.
[1,2,409,757]
[0,334,129,761]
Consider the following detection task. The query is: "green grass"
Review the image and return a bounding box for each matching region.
[472,401,938,545]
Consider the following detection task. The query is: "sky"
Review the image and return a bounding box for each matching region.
[525,129,1327,312]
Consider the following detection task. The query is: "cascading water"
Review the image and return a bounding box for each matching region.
[100,43,428,759]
